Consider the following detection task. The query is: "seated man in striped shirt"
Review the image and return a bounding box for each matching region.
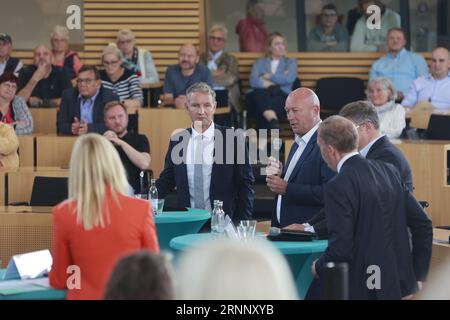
[57,65,119,135]
[100,45,144,109]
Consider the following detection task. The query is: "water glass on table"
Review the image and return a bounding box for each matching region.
[155,199,165,215]
[237,220,257,242]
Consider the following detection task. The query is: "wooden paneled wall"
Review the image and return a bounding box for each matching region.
[11,0,430,90]
[13,0,205,81]
[234,52,432,91]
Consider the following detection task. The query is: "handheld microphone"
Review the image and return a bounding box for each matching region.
[267,226,316,242]
[139,171,145,194]
[269,226,317,237]
[269,227,281,236]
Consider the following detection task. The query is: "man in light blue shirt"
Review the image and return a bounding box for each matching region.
[402,47,450,110]
[369,28,428,100]
[79,90,99,124]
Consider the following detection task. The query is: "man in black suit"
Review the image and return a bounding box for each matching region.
[156,82,254,222]
[266,87,335,228]
[312,116,432,299]
[57,65,119,135]
[305,101,414,237]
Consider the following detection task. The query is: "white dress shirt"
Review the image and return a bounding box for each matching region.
[359,135,385,158]
[402,72,450,109]
[207,50,225,90]
[337,152,360,173]
[276,121,321,223]
[186,122,215,212]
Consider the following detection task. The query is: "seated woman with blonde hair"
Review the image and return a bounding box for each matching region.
[100,45,144,109]
[367,77,406,139]
[50,25,83,80]
[246,32,297,130]
[176,239,298,300]
[0,122,19,169]
[49,133,159,300]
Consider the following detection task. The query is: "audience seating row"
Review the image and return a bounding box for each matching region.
[14,50,432,93]
[17,108,192,178]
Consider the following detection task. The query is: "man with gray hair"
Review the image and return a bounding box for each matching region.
[156,82,254,223]
[304,101,418,237]
[201,25,241,112]
[312,115,432,299]
[0,33,23,77]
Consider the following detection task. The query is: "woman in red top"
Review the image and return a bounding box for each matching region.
[49,133,159,300]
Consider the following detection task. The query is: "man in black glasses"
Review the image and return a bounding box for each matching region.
[57,65,119,135]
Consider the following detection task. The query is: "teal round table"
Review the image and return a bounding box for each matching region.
[155,208,210,251]
[170,233,328,299]
[0,208,209,300]
[0,269,66,300]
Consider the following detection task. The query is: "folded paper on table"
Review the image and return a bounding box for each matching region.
[3,250,52,280]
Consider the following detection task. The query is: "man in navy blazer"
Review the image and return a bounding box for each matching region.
[304,101,415,237]
[156,82,254,222]
[266,87,335,228]
[312,116,432,299]
[57,65,119,135]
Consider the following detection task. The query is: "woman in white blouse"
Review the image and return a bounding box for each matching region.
[367,77,406,139]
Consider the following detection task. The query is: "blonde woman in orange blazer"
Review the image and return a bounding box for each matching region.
[49,133,159,300]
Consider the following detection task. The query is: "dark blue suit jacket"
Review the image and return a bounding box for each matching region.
[271,131,335,228]
[57,86,119,135]
[156,124,254,222]
[316,155,432,299]
[309,135,414,238]
[366,135,413,191]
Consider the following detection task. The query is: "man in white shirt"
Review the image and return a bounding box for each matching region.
[156,82,254,222]
[266,87,335,228]
[402,47,450,109]
[200,25,240,111]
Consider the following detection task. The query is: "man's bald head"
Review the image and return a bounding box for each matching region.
[284,87,321,135]
[178,43,199,72]
[33,44,53,66]
[431,47,450,79]
[286,87,320,109]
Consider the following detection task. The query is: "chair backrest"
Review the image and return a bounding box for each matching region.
[127,114,139,134]
[315,77,366,111]
[426,114,450,140]
[30,176,68,206]
[292,78,301,91]
[215,89,229,107]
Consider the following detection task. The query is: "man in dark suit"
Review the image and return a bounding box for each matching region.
[156,82,254,222]
[266,87,335,228]
[312,116,432,299]
[57,65,119,135]
[304,101,414,237]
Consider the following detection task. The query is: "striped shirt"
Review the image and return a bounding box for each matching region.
[100,68,143,103]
